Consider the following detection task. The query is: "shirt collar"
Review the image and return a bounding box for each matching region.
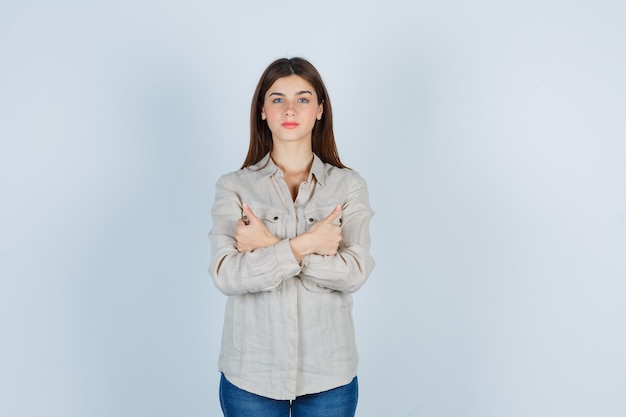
[309,153,326,186]
[253,153,280,177]
[252,152,327,186]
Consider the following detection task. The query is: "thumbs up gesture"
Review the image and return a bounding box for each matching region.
[235,203,280,252]
[300,204,343,256]
[290,205,341,261]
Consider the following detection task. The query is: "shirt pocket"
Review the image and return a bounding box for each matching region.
[303,205,343,231]
[254,206,286,238]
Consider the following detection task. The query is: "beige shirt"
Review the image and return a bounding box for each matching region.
[209,153,375,400]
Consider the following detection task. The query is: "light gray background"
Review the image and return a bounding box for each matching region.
[1,1,625,416]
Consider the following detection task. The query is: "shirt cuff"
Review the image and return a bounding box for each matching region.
[275,238,302,277]
[300,253,324,268]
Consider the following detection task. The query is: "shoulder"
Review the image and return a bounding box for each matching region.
[323,163,369,188]
[216,167,251,182]
[216,164,266,186]
[216,153,274,186]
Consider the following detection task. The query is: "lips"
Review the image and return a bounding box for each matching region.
[281,122,299,129]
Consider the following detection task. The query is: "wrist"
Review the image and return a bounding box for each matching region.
[289,235,312,262]
[267,234,281,247]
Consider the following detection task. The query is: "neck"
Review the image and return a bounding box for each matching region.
[270,143,314,174]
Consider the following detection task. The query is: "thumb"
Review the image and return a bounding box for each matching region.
[322,204,342,224]
[242,203,260,225]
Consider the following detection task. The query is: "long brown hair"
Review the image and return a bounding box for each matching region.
[241,57,347,169]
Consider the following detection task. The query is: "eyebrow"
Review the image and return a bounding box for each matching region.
[268,90,313,97]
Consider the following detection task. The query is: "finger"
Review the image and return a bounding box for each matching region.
[241,203,259,225]
[322,204,342,224]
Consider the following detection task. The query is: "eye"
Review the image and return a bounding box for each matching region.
[298,97,310,103]
[272,98,284,103]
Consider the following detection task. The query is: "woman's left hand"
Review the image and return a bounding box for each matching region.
[235,203,281,252]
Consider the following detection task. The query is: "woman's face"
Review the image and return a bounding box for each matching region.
[261,75,323,146]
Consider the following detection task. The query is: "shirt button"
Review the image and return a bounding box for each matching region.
[308,218,314,223]
[273,216,279,221]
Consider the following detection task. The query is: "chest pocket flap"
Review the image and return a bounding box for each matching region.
[254,207,285,237]
[304,205,343,230]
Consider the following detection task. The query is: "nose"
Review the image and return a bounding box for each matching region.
[284,100,296,116]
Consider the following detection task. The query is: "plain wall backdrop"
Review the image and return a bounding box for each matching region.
[1,1,625,416]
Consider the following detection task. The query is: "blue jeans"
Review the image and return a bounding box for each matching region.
[219,373,358,417]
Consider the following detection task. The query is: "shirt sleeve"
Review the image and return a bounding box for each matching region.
[208,174,302,296]
[299,172,375,293]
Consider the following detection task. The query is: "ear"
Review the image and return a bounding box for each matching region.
[261,107,266,120]
[317,102,323,120]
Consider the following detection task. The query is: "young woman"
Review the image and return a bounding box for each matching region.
[209,57,375,417]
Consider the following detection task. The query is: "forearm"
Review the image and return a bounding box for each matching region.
[299,244,375,293]
[210,238,301,295]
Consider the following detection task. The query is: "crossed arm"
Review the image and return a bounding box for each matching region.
[210,174,374,295]
[235,203,343,262]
